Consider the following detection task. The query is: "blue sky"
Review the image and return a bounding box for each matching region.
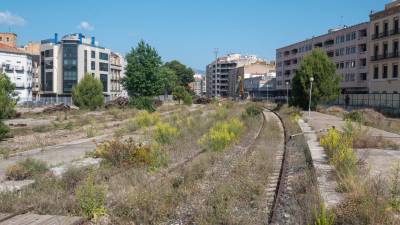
[0,0,387,71]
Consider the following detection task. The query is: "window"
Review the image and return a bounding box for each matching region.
[91,61,96,70]
[91,51,96,59]
[383,43,388,57]
[384,22,389,35]
[99,62,108,72]
[62,44,78,93]
[360,73,367,81]
[351,32,356,40]
[45,50,53,57]
[374,45,379,57]
[84,50,87,74]
[374,66,379,79]
[394,41,399,56]
[395,18,399,33]
[383,65,388,79]
[375,24,379,36]
[0,37,2,41]
[6,37,9,42]
[100,74,108,92]
[393,64,399,78]
[99,52,109,60]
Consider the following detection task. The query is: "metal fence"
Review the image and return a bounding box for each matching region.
[334,93,400,116]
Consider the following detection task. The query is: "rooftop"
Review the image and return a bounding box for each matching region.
[0,43,27,55]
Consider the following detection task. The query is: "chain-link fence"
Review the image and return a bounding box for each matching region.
[334,93,400,116]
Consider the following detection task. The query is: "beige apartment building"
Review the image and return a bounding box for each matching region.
[276,23,369,94]
[205,54,271,98]
[110,52,124,99]
[0,33,17,48]
[228,60,275,98]
[369,0,400,93]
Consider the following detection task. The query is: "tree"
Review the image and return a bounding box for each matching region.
[291,49,340,109]
[0,73,16,139]
[72,74,104,110]
[172,86,188,104]
[122,40,163,97]
[158,66,178,97]
[164,60,194,88]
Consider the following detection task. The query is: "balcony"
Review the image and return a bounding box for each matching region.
[372,29,400,40]
[371,52,400,61]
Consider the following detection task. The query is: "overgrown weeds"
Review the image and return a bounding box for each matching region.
[199,118,244,152]
[75,174,106,219]
[5,158,48,180]
[153,122,179,144]
[135,111,160,128]
[94,138,166,169]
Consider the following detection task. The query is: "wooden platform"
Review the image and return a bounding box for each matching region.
[0,213,84,225]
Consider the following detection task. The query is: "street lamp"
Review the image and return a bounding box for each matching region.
[308,77,314,119]
[285,81,289,105]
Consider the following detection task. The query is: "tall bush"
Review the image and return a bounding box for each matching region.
[72,74,104,110]
[0,73,16,139]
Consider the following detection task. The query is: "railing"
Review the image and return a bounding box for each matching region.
[333,93,400,117]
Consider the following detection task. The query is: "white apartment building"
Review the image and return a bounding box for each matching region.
[0,43,33,102]
[276,23,369,94]
[40,33,112,97]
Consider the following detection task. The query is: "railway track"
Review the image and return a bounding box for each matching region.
[264,107,289,225]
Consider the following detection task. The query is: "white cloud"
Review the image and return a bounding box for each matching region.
[0,11,25,26]
[77,21,94,31]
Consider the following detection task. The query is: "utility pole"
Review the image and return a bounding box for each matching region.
[213,48,219,98]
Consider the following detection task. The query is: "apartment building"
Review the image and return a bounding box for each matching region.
[228,60,276,98]
[0,33,17,48]
[191,74,203,96]
[205,54,266,98]
[110,52,124,99]
[0,43,33,102]
[40,33,112,97]
[276,23,369,94]
[369,0,400,93]
[19,42,40,99]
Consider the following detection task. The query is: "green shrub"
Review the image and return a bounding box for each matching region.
[213,106,228,120]
[94,138,162,167]
[320,125,357,177]
[0,121,10,140]
[72,74,104,110]
[130,96,156,112]
[135,111,160,128]
[75,174,106,219]
[64,121,74,130]
[343,111,364,124]
[124,119,137,132]
[199,118,244,152]
[5,158,48,180]
[242,104,263,118]
[183,93,192,106]
[310,203,335,225]
[85,125,97,138]
[153,122,179,144]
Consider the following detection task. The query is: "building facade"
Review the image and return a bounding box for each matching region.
[0,33,17,48]
[110,52,124,99]
[0,43,33,102]
[369,0,400,93]
[40,33,112,97]
[19,42,40,99]
[276,23,369,94]
[205,54,269,98]
[228,60,275,98]
[192,74,203,96]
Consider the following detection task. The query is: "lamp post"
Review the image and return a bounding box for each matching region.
[308,77,314,119]
[285,81,289,105]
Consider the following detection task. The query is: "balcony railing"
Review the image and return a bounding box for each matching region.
[372,29,400,40]
[371,52,400,61]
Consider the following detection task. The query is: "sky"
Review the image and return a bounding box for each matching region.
[0,0,388,71]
